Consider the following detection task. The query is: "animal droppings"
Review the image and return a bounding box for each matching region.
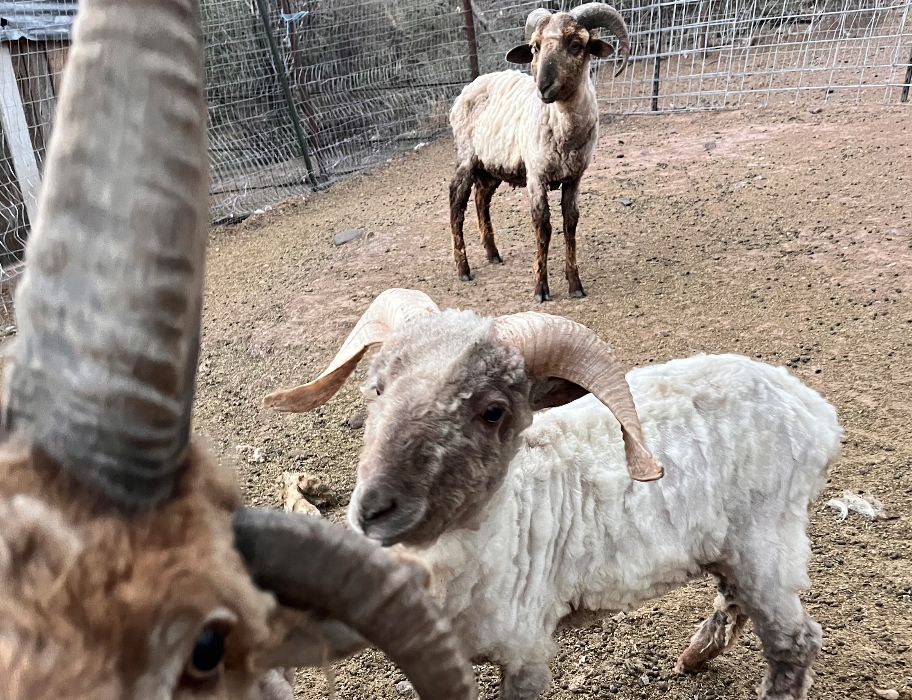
[333,228,364,246]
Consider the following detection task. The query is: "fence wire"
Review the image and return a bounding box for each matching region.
[0,0,908,303]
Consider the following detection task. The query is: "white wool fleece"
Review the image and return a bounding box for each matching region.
[449,70,599,183]
[408,354,843,673]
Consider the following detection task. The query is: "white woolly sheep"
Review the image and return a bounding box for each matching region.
[449,3,630,301]
[265,290,844,700]
[0,4,476,699]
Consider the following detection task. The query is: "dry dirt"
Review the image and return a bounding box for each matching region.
[197,103,911,700]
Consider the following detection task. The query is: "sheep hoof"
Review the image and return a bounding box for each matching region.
[459,272,473,282]
[534,291,552,303]
[487,254,503,264]
[570,288,587,298]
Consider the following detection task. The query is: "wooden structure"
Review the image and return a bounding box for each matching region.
[0,1,75,269]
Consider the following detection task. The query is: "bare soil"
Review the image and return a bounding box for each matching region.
[198,103,912,700]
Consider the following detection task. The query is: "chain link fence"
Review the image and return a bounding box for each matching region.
[0,0,909,304]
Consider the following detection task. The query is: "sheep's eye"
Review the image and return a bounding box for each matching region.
[571,41,584,53]
[482,405,505,424]
[185,625,226,680]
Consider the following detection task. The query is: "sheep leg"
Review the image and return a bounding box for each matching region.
[449,166,474,281]
[474,172,502,264]
[724,535,822,700]
[560,180,585,298]
[500,662,551,700]
[529,180,552,302]
[676,576,748,672]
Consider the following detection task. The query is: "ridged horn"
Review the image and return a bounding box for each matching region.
[492,312,662,482]
[524,7,553,40]
[1,0,209,506]
[263,289,439,412]
[570,2,631,76]
[233,508,477,700]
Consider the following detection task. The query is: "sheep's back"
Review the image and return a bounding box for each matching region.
[449,71,540,173]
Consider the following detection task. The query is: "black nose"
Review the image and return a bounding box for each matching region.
[359,489,397,527]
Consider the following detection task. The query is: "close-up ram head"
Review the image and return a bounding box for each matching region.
[0,2,476,699]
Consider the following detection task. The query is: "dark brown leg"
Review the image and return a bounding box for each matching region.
[474,172,502,264]
[561,180,585,298]
[449,166,474,281]
[529,180,551,302]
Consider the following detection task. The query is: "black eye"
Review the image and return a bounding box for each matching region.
[186,625,225,680]
[482,405,505,424]
[571,42,584,53]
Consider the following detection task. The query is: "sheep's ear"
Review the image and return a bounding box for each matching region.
[529,377,589,411]
[506,44,534,64]
[588,38,616,58]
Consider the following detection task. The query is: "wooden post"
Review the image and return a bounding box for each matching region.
[461,0,480,80]
[902,41,912,103]
[0,43,40,226]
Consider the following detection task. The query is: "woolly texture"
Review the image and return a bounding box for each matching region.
[407,354,842,690]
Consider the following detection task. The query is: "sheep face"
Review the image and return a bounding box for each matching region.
[507,14,615,104]
[348,311,534,546]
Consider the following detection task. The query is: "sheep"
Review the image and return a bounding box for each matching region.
[264,289,844,700]
[0,3,477,699]
[448,3,630,302]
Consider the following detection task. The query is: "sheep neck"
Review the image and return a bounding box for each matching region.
[537,77,599,155]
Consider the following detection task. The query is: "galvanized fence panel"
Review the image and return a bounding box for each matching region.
[0,0,908,304]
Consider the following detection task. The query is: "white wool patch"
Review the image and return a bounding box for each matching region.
[413,354,843,672]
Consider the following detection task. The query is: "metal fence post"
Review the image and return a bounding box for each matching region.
[651,0,664,111]
[461,0,480,80]
[902,41,912,103]
[254,0,318,189]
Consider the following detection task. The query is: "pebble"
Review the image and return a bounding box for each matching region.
[334,228,364,246]
[395,680,416,697]
[347,410,365,429]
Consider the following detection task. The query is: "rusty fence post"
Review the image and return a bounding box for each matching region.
[461,0,480,80]
[651,0,664,111]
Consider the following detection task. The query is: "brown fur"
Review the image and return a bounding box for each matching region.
[0,437,280,699]
[449,12,614,301]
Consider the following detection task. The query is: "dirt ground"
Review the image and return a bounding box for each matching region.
[197,103,911,699]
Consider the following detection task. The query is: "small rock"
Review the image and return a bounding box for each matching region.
[874,690,899,700]
[278,471,322,517]
[734,181,747,189]
[810,107,823,114]
[704,141,716,151]
[333,228,364,246]
[395,680,416,697]
[612,612,626,622]
[616,153,624,158]
[251,447,266,463]
[618,197,633,206]
[639,675,650,686]
[640,150,649,156]
[347,410,365,429]
[413,142,427,151]
[253,209,265,215]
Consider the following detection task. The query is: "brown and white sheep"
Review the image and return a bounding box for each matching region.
[448,3,630,301]
[0,2,476,699]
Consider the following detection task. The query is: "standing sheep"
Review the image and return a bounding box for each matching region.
[449,4,630,301]
[265,290,844,700]
[0,4,477,699]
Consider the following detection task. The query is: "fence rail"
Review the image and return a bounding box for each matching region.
[0,0,909,298]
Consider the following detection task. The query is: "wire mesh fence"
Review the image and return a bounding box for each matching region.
[0,0,909,301]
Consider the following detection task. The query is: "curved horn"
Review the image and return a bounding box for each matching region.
[263,289,439,412]
[570,2,631,76]
[524,7,553,40]
[1,0,209,506]
[492,312,662,482]
[233,508,477,700]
